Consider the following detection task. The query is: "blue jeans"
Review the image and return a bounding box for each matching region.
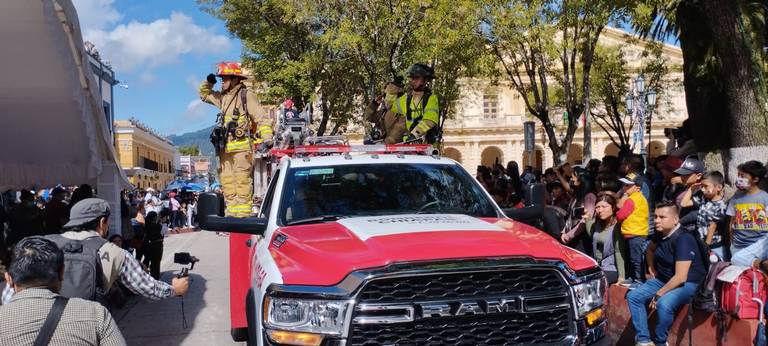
[626,278,698,344]
[732,236,768,267]
[627,236,647,281]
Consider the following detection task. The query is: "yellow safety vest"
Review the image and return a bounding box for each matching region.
[394,92,440,135]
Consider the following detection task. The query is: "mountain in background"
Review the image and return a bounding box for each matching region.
[168,126,215,156]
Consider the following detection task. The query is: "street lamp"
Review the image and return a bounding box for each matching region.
[625,75,656,172]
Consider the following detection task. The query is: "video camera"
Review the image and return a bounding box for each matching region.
[174,252,199,278]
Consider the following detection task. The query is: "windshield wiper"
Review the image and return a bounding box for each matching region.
[285,215,348,226]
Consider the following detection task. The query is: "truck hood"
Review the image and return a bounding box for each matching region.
[270,214,597,286]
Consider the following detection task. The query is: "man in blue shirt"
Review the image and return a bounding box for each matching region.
[626,202,706,346]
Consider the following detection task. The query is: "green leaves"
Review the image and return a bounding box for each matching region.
[200,0,491,134]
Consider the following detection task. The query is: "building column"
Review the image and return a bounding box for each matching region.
[471,141,481,171]
[504,140,514,165]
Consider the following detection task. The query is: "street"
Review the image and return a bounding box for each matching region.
[113,231,242,346]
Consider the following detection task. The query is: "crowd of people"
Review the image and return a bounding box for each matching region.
[478,152,768,345]
[0,191,192,344]
[0,185,202,266]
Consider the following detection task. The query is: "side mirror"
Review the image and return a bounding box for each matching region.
[502,183,546,222]
[197,193,268,235]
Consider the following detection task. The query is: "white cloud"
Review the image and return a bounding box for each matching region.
[72,0,121,31]
[186,74,201,91]
[183,99,210,122]
[84,12,232,72]
[139,71,156,85]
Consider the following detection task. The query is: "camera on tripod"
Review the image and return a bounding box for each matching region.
[174,252,199,278]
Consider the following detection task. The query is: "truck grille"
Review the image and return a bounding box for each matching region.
[356,269,566,304]
[349,269,572,345]
[349,308,571,345]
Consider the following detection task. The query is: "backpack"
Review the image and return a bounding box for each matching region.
[720,267,768,319]
[687,234,725,345]
[44,234,107,303]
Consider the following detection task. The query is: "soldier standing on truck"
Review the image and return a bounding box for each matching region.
[362,77,405,144]
[199,62,273,217]
[392,63,441,144]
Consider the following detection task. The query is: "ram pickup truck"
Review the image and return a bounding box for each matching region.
[197,144,606,346]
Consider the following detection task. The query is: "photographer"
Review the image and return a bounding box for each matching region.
[2,199,189,305]
[0,237,126,345]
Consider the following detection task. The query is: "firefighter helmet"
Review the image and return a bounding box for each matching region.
[406,63,435,80]
[216,62,246,78]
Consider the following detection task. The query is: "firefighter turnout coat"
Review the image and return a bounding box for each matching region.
[199,81,273,217]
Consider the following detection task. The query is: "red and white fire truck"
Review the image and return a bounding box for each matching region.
[197,142,607,346]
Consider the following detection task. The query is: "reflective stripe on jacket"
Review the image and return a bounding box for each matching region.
[394,92,439,134]
[198,82,274,153]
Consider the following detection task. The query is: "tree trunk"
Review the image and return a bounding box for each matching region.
[700,0,768,179]
[317,98,330,136]
[584,85,592,162]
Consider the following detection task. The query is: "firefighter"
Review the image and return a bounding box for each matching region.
[199,62,273,217]
[393,63,440,144]
[363,77,405,144]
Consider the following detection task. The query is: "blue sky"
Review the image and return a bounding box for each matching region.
[71,1,679,136]
[72,0,240,135]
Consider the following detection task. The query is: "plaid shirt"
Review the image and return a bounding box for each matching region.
[0,288,126,345]
[693,194,727,245]
[2,249,174,305]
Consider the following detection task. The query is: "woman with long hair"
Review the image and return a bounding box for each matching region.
[589,191,623,284]
[560,170,597,256]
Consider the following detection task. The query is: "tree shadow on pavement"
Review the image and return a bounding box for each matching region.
[116,271,209,346]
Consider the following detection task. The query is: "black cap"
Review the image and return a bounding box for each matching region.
[619,172,644,186]
[674,156,705,175]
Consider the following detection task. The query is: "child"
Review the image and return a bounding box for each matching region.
[728,161,768,267]
[617,173,650,287]
[681,171,727,259]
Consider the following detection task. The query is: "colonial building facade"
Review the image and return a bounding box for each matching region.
[114,119,178,190]
[441,27,687,172]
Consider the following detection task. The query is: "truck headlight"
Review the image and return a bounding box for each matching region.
[264,297,352,335]
[572,276,606,318]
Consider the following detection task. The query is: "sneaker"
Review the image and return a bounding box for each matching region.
[635,341,654,346]
[619,278,634,287]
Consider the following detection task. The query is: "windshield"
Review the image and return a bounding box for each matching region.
[279,163,499,225]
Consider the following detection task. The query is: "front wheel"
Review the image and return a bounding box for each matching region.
[245,289,258,346]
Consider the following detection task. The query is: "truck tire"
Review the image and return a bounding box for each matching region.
[246,289,258,346]
[231,328,248,343]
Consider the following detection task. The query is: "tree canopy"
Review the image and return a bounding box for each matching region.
[178,145,201,156]
[482,0,625,165]
[199,0,493,136]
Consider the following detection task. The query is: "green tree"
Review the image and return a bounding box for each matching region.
[483,0,624,165]
[590,42,673,154]
[178,145,201,156]
[633,0,768,177]
[200,0,491,136]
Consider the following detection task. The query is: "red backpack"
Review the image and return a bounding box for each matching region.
[720,267,767,319]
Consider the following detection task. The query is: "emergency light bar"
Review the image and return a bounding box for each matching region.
[269,144,435,158]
